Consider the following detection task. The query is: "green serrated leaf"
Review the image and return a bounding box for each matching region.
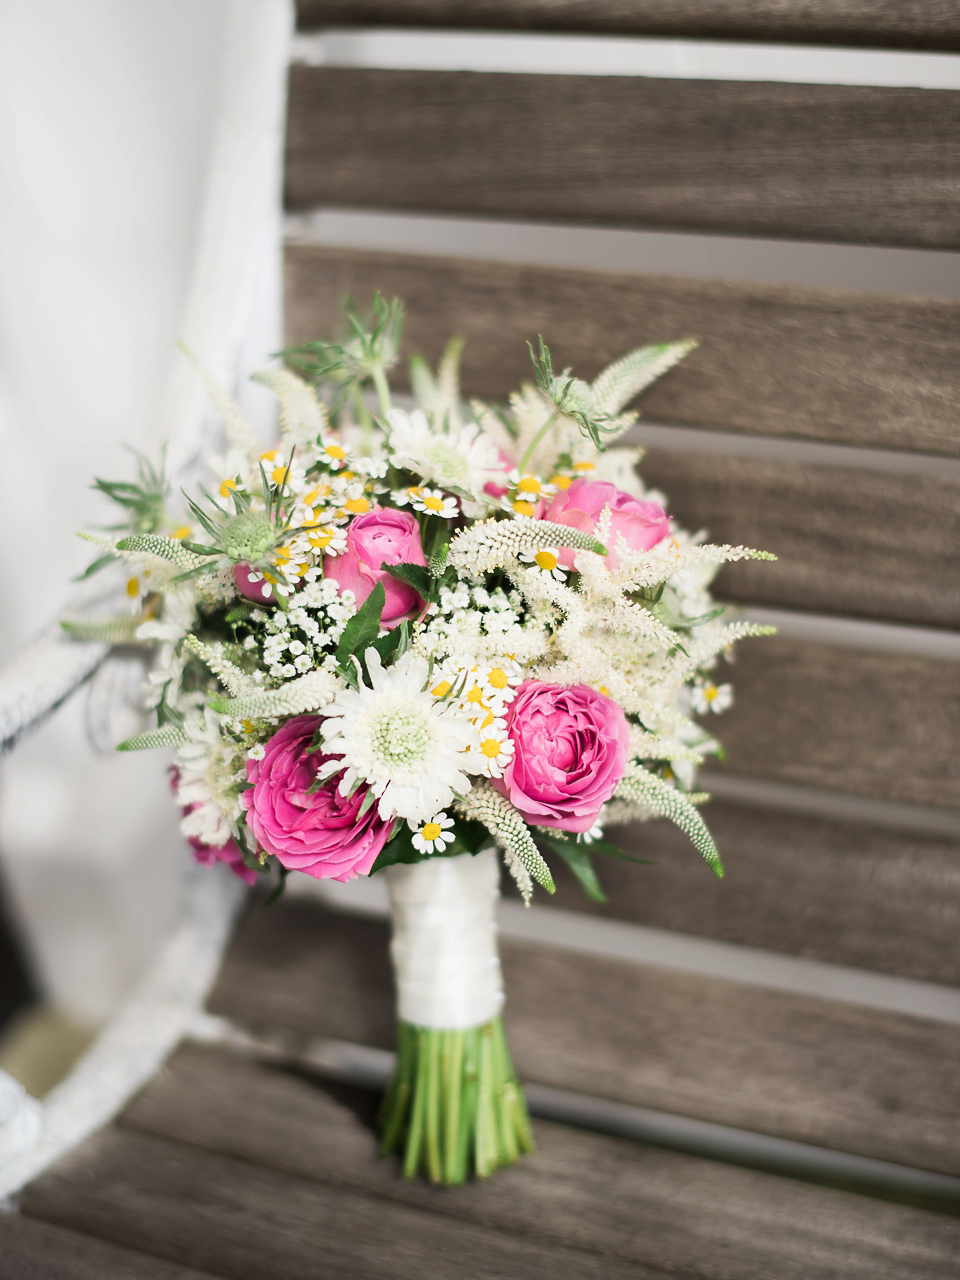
[335,581,385,671]
[382,561,432,600]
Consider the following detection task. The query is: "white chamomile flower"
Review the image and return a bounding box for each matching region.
[386,407,503,497]
[478,659,522,706]
[318,438,350,470]
[319,648,475,824]
[410,812,456,854]
[305,524,348,557]
[412,487,459,519]
[507,471,556,500]
[577,819,605,844]
[691,680,733,716]
[518,547,567,581]
[259,449,307,494]
[470,718,515,779]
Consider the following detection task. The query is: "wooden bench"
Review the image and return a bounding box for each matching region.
[6,4,960,1275]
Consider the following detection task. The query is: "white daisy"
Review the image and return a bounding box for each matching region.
[386,408,503,497]
[319,648,475,824]
[410,812,456,854]
[411,487,459,519]
[518,547,567,581]
[691,680,733,716]
[469,717,515,779]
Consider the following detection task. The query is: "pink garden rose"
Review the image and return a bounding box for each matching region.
[326,507,427,625]
[244,715,391,881]
[495,681,630,833]
[542,478,670,569]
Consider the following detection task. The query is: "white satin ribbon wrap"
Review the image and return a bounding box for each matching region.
[386,849,504,1030]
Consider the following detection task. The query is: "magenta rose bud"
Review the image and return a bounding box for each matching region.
[243,715,391,881]
[189,832,259,886]
[495,681,630,833]
[543,478,670,569]
[325,507,427,625]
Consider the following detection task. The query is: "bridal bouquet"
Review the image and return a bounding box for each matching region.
[66,297,772,1184]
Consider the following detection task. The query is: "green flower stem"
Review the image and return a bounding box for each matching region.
[351,382,375,455]
[379,1015,534,1185]
[371,365,392,419]
[517,407,560,477]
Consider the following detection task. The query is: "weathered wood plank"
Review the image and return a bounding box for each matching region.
[22,1127,659,1280]
[0,1211,221,1280]
[286,69,960,249]
[547,800,960,985]
[120,1043,960,1280]
[285,246,960,456]
[208,902,960,1175]
[295,1,960,51]
[713,637,960,809]
[641,448,960,627]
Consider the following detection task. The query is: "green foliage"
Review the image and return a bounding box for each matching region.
[335,582,386,679]
[61,616,149,644]
[92,449,168,534]
[535,833,606,902]
[382,561,435,603]
[282,293,404,403]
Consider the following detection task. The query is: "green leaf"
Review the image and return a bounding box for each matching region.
[335,581,385,671]
[72,552,117,582]
[537,834,606,903]
[264,865,289,906]
[382,561,433,601]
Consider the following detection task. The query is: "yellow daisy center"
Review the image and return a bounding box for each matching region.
[516,475,542,494]
[126,577,139,598]
[534,551,558,572]
[512,499,535,517]
[423,495,445,512]
[421,822,443,841]
[169,525,191,540]
[219,478,237,498]
[487,667,508,689]
[272,465,290,486]
[704,684,719,702]
[308,530,334,549]
[481,739,502,758]
[574,460,595,472]
[344,497,370,514]
[549,474,573,490]
[432,680,452,698]
[466,686,485,705]
[325,444,346,461]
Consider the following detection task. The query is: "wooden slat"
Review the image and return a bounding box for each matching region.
[640,448,960,628]
[287,68,960,249]
[546,800,960,985]
[207,902,960,1175]
[295,2,960,52]
[0,1211,221,1280]
[118,1043,960,1279]
[285,246,960,456]
[22,1127,658,1280]
[713,637,960,809]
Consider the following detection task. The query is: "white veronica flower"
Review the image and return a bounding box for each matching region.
[319,648,475,823]
[410,812,455,854]
[386,408,503,497]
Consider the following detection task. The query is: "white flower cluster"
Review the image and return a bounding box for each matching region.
[254,576,357,682]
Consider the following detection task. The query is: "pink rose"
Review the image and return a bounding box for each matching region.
[325,508,427,625]
[243,715,391,881]
[495,681,629,833]
[543,478,670,569]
